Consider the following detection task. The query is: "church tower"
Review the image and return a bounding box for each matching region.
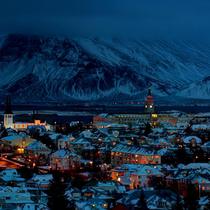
[144,89,155,114]
[4,95,14,129]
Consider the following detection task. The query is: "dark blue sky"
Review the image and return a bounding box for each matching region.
[0,0,210,40]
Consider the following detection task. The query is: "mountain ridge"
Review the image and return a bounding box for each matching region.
[0,34,210,104]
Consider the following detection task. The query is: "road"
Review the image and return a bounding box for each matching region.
[0,157,23,169]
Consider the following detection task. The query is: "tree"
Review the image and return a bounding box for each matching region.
[185,125,193,135]
[18,166,33,180]
[0,128,8,138]
[172,193,184,210]
[48,172,72,210]
[135,191,149,210]
[139,191,149,210]
[184,184,199,210]
[144,123,152,136]
[176,145,188,164]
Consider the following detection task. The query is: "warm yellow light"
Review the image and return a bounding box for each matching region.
[34,120,41,125]
[152,114,158,118]
[103,203,108,208]
[17,148,24,154]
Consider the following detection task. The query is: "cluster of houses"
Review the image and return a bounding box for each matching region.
[0,92,209,209]
[0,168,49,209]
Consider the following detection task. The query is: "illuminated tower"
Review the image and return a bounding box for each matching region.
[144,89,155,114]
[4,95,14,129]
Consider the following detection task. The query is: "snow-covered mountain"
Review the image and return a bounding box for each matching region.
[0,34,210,104]
[177,76,210,99]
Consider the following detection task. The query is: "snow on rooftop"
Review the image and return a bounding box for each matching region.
[183,136,202,144]
[72,137,91,145]
[51,149,79,158]
[184,163,210,170]
[1,134,25,141]
[195,112,210,117]
[111,144,159,155]
[30,174,53,183]
[203,141,210,147]
[26,140,49,151]
[191,124,210,130]
[80,130,93,138]
[98,113,109,118]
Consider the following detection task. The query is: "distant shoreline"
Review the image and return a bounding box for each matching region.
[0,104,210,114]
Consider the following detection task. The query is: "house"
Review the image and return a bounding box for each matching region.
[202,141,210,154]
[111,144,161,165]
[130,165,163,189]
[65,188,82,201]
[0,186,34,209]
[57,135,74,149]
[27,174,53,190]
[92,181,126,194]
[0,134,35,147]
[146,192,177,209]
[166,163,210,198]
[117,189,179,210]
[71,137,92,152]
[75,198,109,210]
[50,149,81,171]
[111,164,163,189]
[0,169,25,184]
[25,140,51,156]
[183,136,202,145]
[0,134,35,154]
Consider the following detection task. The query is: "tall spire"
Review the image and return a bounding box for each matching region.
[144,88,155,114]
[4,95,13,114]
[148,88,152,96]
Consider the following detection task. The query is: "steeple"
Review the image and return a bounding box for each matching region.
[32,109,39,121]
[148,88,152,96]
[4,95,13,114]
[4,95,14,129]
[144,88,155,114]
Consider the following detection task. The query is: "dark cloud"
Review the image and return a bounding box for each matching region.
[0,0,210,40]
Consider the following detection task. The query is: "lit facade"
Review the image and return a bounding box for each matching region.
[111,144,161,166]
[3,96,51,131]
[13,120,51,131]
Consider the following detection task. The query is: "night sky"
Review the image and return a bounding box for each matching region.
[0,0,210,40]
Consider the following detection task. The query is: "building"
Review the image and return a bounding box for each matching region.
[111,164,163,189]
[144,89,155,114]
[0,186,34,209]
[0,169,25,184]
[0,134,35,154]
[166,163,210,198]
[50,149,81,171]
[13,119,51,131]
[25,140,51,156]
[93,89,158,127]
[57,135,75,149]
[111,144,161,166]
[26,174,53,190]
[3,96,52,131]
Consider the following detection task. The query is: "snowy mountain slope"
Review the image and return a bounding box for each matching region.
[0,34,210,103]
[177,76,210,99]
